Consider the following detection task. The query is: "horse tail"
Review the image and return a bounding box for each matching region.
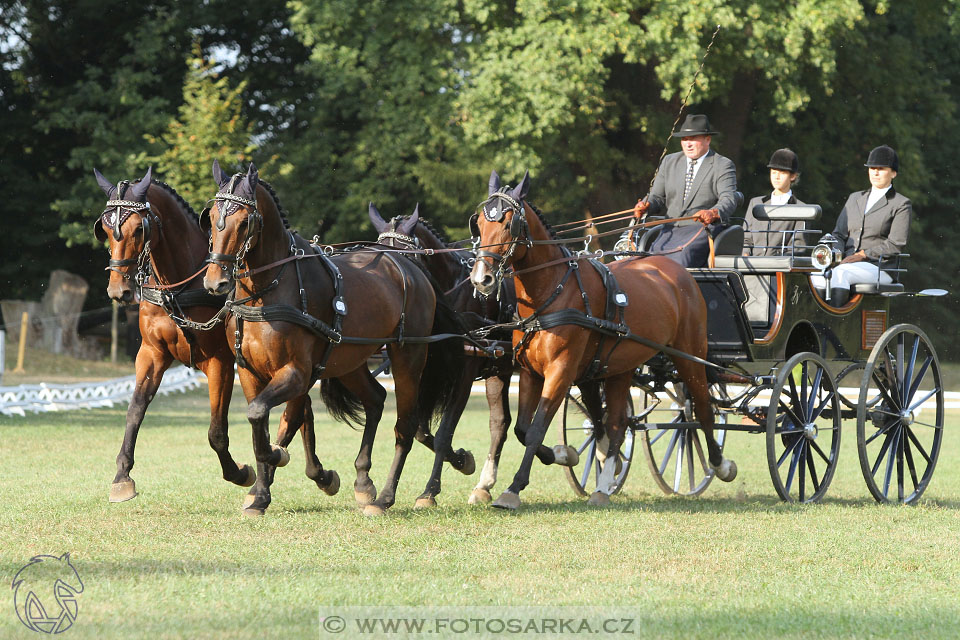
[416,293,465,426]
[319,377,364,430]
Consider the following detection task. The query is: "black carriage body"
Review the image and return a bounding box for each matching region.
[691,261,891,375]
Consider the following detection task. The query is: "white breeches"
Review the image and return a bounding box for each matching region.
[809,262,892,291]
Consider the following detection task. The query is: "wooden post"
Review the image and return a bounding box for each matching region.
[111,300,119,364]
[13,311,27,373]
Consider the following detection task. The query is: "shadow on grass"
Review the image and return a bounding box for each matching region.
[462,492,960,516]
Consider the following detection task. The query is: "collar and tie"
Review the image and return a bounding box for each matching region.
[682,159,696,202]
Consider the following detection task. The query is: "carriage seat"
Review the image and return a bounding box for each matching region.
[712,224,743,257]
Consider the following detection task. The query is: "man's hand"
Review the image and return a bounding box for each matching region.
[840,250,866,264]
[633,199,650,219]
[694,208,720,225]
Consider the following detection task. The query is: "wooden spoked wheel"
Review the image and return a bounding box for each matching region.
[640,383,728,497]
[560,390,635,497]
[857,324,943,504]
[766,352,842,503]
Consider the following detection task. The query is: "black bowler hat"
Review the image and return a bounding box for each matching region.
[767,148,799,174]
[864,145,899,172]
[672,114,719,137]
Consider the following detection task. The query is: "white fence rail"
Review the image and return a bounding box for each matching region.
[0,366,203,417]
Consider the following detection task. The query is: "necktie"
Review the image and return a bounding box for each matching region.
[683,159,695,202]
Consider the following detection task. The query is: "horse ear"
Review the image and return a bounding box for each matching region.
[512,170,530,201]
[212,159,230,188]
[398,204,419,235]
[93,168,115,197]
[368,202,387,231]
[245,162,259,192]
[488,170,501,195]
[130,166,152,201]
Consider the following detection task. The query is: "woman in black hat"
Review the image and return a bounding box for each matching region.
[743,148,804,256]
[810,145,911,306]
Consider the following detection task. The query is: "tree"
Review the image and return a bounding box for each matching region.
[144,43,256,212]
[0,0,309,307]
[271,0,477,241]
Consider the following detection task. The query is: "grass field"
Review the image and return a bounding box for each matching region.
[1,379,959,639]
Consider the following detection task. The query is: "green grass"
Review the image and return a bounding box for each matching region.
[1,385,958,639]
[2,339,134,385]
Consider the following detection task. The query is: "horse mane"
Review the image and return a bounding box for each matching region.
[149,179,201,226]
[525,202,559,240]
[402,216,449,246]
[258,179,291,230]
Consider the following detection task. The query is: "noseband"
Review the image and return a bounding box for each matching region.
[102,181,160,284]
[206,174,261,277]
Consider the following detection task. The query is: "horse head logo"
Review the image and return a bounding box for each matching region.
[12,553,84,634]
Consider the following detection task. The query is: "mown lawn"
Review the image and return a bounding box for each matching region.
[1,384,958,639]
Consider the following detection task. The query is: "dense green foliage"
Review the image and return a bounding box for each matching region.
[1,0,958,353]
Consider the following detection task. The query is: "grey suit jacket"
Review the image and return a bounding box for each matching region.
[646,150,739,224]
[833,187,911,267]
[743,194,805,256]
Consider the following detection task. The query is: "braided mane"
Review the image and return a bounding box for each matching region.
[415,216,449,245]
[525,202,559,240]
[259,179,291,230]
[150,179,200,226]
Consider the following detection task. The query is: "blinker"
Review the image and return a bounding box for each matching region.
[484,203,503,222]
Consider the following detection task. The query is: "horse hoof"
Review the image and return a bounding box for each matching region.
[109,480,137,503]
[552,444,580,467]
[492,491,521,510]
[272,444,290,467]
[242,505,265,517]
[322,471,340,497]
[414,496,437,509]
[237,464,256,487]
[241,492,256,509]
[588,491,611,507]
[711,458,738,482]
[363,504,387,517]
[468,488,492,505]
[458,450,476,476]
[354,486,377,507]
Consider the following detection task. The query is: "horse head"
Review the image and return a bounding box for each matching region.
[92,166,155,303]
[202,160,261,295]
[368,202,421,249]
[469,169,530,297]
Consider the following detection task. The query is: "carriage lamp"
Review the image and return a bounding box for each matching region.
[613,230,637,259]
[811,234,843,271]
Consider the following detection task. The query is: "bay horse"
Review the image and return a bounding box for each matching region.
[469,170,737,509]
[93,167,331,505]
[202,161,463,516]
[368,203,517,505]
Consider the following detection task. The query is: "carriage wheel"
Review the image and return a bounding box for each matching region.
[641,383,728,497]
[560,390,635,497]
[857,324,943,504]
[835,362,866,410]
[766,352,841,503]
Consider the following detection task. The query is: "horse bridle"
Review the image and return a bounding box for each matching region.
[101,181,160,284]
[204,174,262,279]
[470,189,530,296]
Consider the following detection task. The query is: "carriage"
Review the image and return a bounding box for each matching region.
[96,163,944,514]
[557,203,945,505]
